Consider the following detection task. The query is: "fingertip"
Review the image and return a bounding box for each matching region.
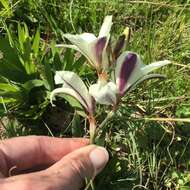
[89,146,109,174]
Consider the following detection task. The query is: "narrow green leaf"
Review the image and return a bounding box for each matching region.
[18,23,24,51]
[43,59,54,91]
[24,23,29,38]
[0,97,17,103]
[32,29,40,56]
[0,83,19,92]
[0,0,9,9]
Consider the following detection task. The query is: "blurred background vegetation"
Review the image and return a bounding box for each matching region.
[0,0,190,189]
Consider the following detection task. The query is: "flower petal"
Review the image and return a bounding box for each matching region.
[127,60,170,89]
[141,60,171,74]
[115,52,140,95]
[127,74,166,93]
[98,15,113,38]
[55,44,80,51]
[63,34,109,69]
[54,71,94,113]
[50,87,88,110]
[115,51,170,95]
[62,33,97,67]
[89,81,117,105]
[80,33,97,42]
[90,36,108,69]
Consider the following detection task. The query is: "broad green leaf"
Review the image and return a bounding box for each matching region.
[0,63,28,83]
[0,91,22,100]
[63,94,83,110]
[43,59,54,91]
[180,186,190,190]
[0,37,23,70]
[71,112,83,137]
[0,37,29,82]
[22,80,45,92]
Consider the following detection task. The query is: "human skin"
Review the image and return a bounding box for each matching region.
[0,136,109,190]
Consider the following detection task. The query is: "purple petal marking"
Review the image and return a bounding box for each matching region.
[95,37,107,66]
[113,35,125,59]
[119,53,137,95]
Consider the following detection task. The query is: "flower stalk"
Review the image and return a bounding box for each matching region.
[88,115,97,144]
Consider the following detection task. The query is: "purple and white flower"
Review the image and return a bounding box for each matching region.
[59,16,112,72]
[89,51,170,105]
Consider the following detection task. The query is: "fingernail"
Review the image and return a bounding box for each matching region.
[89,146,109,174]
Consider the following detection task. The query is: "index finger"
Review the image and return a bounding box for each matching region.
[0,136,88,177]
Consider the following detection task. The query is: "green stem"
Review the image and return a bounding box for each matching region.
[90,121,96,144]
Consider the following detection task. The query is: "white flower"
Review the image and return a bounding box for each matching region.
[89,80,117,105]
[50,71,94,114]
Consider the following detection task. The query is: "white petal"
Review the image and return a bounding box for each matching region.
[128,60,170,88]
[89,81,117,105]
[127,74,166,93]
[141,60,171,74]
[63,33,109,69]
[98,15,113,38]
[54,71,93,112]
[50,87,88,110]
[55,44,80,51]
[63,33,98,67]
[80,33,97,42]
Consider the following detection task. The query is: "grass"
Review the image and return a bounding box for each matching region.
[0,0,190,189]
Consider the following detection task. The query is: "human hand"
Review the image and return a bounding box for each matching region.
[0,136,109,190]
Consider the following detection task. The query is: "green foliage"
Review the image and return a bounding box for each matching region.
[0,23,54,131]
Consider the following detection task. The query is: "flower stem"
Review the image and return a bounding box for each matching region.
[88,116,97,144]
[90,121,96,144]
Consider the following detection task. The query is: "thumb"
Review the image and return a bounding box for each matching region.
[45,145,109,190]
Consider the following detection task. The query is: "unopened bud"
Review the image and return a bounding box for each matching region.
[123,27,130,41]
